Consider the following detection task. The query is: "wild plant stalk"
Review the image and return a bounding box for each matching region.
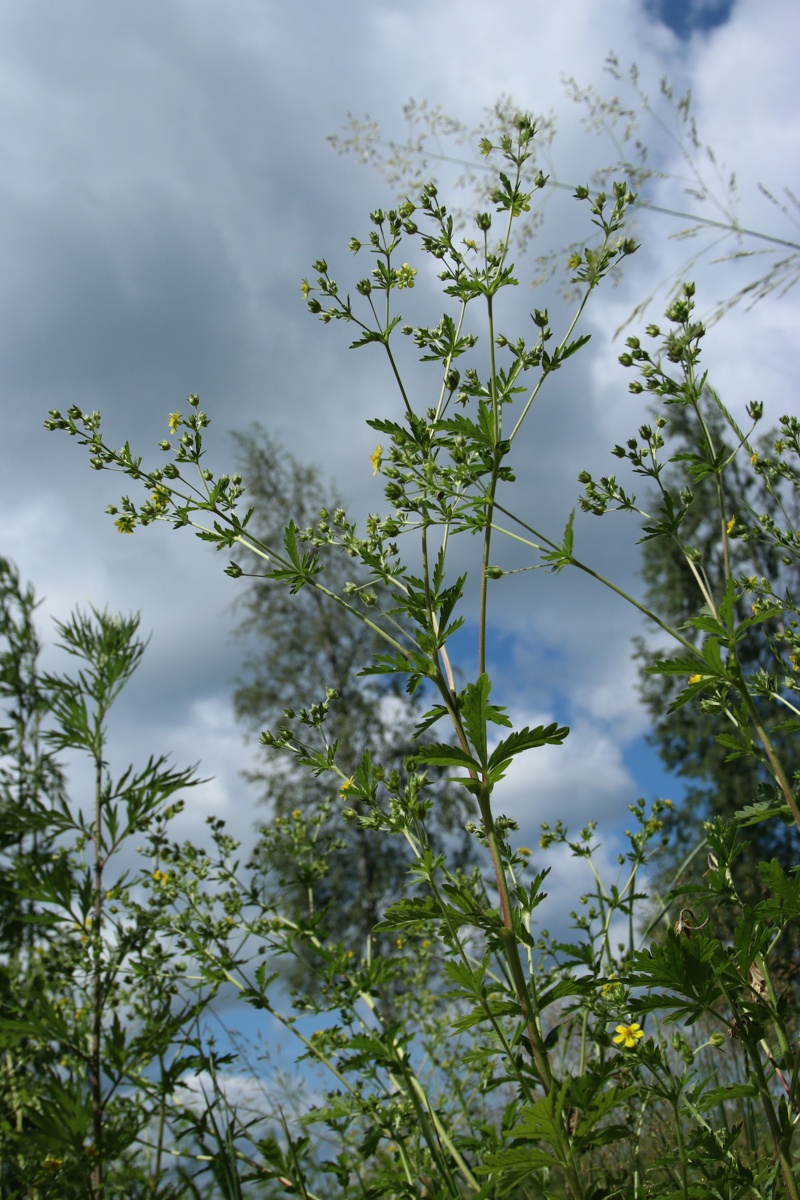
[46,112,800,1198]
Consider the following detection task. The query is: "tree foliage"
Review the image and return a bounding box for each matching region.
[633,399,800,966]
[230,426,474,955]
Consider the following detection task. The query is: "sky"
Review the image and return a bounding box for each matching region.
[2,0,799,963]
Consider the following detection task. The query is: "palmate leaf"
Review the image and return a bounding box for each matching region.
[476,1145,564,1190]
[541,512,577,574]
[571,1084,638,1151]
[626,932,731,1021]
[757,857,800,922]
[268,520,322,592]
[490,1080,571,1153]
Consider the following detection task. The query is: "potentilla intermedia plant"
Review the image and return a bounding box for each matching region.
[47,114,800,1199]
[0,592,218,1199]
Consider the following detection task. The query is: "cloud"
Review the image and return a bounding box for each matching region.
[493,712,637,838]
[1,0,797,864]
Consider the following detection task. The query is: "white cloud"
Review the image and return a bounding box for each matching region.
[2,0,797,899]
[495,713,637,841]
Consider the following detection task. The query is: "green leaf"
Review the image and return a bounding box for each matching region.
[411,703,450,740]
[459,673,511,767]
[283,519,301,569]
[416,742,481,772]
[646,656,702,676]
[541,512,575,573]
[735,799,794,827]
[487,723,569,781]
[559,332,592,361]
[684,614,728,637]
[696,1082,759,1112]
[701,637,726,674]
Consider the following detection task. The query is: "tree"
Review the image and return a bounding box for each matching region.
[633,399,800,939]
[231,426,474,956]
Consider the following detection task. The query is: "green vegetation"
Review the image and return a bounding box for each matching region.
[2,86,798,1198]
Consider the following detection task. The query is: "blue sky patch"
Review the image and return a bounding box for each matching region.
[647,0,736,38]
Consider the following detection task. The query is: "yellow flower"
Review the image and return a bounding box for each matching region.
[567,252,582,270]
[613,1022,644,1048]
[339,776,355,796]
[168,412,181,434]
[370,445,382,476]
[152,869,170,887]
[114,515,135,535]
[726,516,736,534]
[151,485,170,511]
[300,278,310,298]
[688,674,702,685]
[291,808,302,819]
[396,263,417,289]
[750,452,758,466]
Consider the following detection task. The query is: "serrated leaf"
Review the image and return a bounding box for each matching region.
[700,637,724,673]
[411,703,449,740]
[559,332,592,361]
[477,1144,563,1179]
[696,1083,759,1112]
[283,520,301,569]
[487,723,569,776]
[647,656,704,676]
[416,743,480,772]
[459,673,512,768]
[735,799,794,827]
[684,614,727,636]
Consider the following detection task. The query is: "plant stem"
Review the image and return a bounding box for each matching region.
[90,740,104,1200]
